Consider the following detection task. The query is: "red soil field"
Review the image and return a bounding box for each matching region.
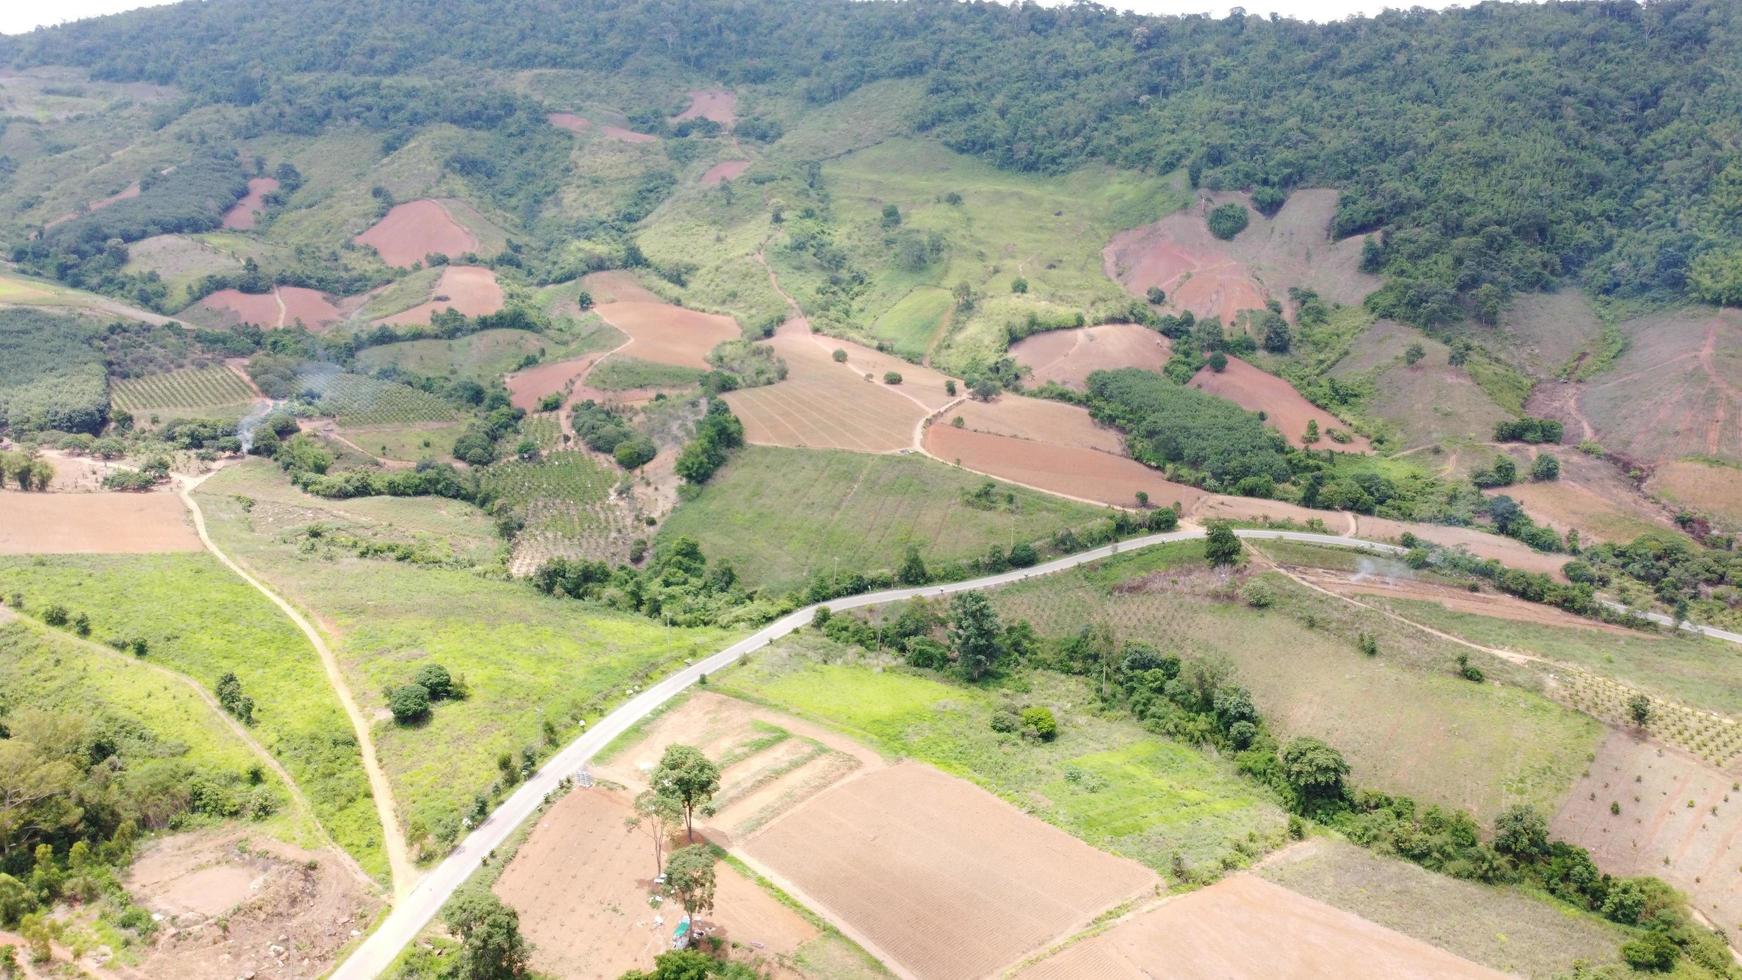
[1575,308,1742,465]
[195,286,346,331]
[380,265,504,325]
[744,762,1157,979]
[825,332,960,412]
[1296,567,1637,635]
[546,112,590,134]
[1488,453,1679,545]
[724,321,924,453]
[700,160,749,187]
[950,395,1126,454]
[673,89,736,126]
[1554,732,1742,936]
[584,275,742,370]
[1009,323,1170,388]
[220,176,279,230]
[1017,874,1505,980]
[496,788,815,980]
[0,491,200,553]
[1104,219,1267,323]
[1190,356,1371,451]
[924,423,1205,512]
[602,125,657,144]
[352,199,479,268]
[583,270,664,304]
[506,353,609,412]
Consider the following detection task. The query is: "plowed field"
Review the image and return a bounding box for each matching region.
[353,199,479,268]
[1016,874,1505,980]
[0,491,200,553]
[700,160,749,186]
[195,286,345,331]
[220,176,279,230]
[674,89,736,125]
[949,395,1124,453]
[380,265,503,325]
[923,423,1204,512]
[723,320,923,452]
[1190,356,1370,451]
[583,271,740,370]
[1009,323,1170,388]
[744,762,1157,979]
[506,353,610,412]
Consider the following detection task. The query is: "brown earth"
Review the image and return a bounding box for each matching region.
[1104,217,1267,323]
[1486,448,1680,545]
[583,272,741,371]
[547,112,591,133]
[380,265,504,325]
[221,176,280,231]
[1554,731,1742,935]
[195,286,346,332]
[1009,323,1170,389]
[923,423,1205,512]
[1353,516,1570,579]
[352,199,479,268]
[0,490,201,553]
[700,160,750,187]
[744,762,1157,980]
[126,829,382,980]
[723,320,925,453]
[1575,307,1742,464]
[949,394,1125,454]
[506,353,611,412]
[494,788,816,980]
[1295,566,1637,636]
[674,89,736,126]
[1016,874,1506,980]
[602,125,657,144]
[822,331,959,412]
[1648,458,1742,528]
[1334,320,1510,454]
[1190,355,1371,451]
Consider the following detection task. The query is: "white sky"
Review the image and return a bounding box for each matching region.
[1,0,1475,35]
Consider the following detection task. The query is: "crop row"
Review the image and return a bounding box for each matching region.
[308,373,454,426]
[1559,669,1742,769]
[111,365,256,413]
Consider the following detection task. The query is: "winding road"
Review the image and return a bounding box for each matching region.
[338,524,1742,978]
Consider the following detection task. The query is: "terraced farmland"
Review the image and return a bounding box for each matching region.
[481,451,636,572]
[111,364,260,420]
[306,373,455,426]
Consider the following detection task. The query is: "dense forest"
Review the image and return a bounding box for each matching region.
[5,0,1741,321]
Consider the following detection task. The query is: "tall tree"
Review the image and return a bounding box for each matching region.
[626,789,682,876]
[948,591,1005,682]
[652,744,720,842]
[663,845,718,919]
[442,887,531,980]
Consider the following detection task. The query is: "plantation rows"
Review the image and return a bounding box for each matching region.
[520,413,564,453]
[1559,669,1742,769]
[111,365,257,415]
[308,373,455,426]
[483,452,637,573]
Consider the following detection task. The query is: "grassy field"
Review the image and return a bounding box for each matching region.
[986,548,1602,820]
[586,355,707,390]
[0,618,320,849]
[194,462,734,852]
[717,636,1287,877]
[354,329,546,385]
[871,286,954,359]
[659,446,1107,592]
[0,554,383,876]
[1258,839,1626,978]
[111,364,259,421]
[340,421,469,464]
[480,450,636,569]
[308,372,455,425]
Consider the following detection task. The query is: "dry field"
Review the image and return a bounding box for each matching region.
[506,353,610,412]
[949,394,1125,452]
[353,199,479,267]
[1334,320,1511,453]
[1647,458,1742,528]
[745,762,1157,979]
[1554,731,1742,935]
[701,160,750,187]
[547,111,590,133]
[924,423,1204,511]
[1487,449,1679,544]
[1189,355,1370,451]
[1577,307,1742,464]
[1009,323,1170,388]
[221,176,280,230]
[582,271,741,370]
[825,331,959,412]
[724,320,925,453]
[1352,516,1570,578]
[380,265,504,325]
[1493,291,1607,377]
[495,788,818,980]
[125,829,380,980]
[1295,566,1635,635]
[674,89,736,125]
[1016,873,1505,980]
[194,286,347,331]
[0,490,201,553]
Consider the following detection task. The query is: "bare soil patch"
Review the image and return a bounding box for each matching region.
[674,89,737,126]
[221,176,280,231]
[951,394,1125,453]
[924,423,1204,512]
[745,762,1157,979]
[1487,449,1679,545]
[0,490,200,553]
[1578,307,1742,464]
[195,286,345,332]
[602,125,657,144]
[126,828,381,980]
[495,787,814,980]
[582,272,740,371]
[1554,731,1742,935]
[701,160,750,187]
[1018,873,1504,980]
[353,199,479,268]
[723,320,923,453]
[1190,355,1370,451]
[547,112,591,134]
[1648,458,1742,528]
[380,265,504,325]
[1353,516,1569,578]
[506,353,609,412]
[1009,323,1170,388]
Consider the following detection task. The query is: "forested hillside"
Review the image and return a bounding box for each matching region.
[5,0,1741,321]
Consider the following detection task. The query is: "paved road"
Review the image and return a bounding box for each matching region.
[331,526,1737,977]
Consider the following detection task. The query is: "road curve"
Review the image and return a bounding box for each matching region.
[332,526,1738,978]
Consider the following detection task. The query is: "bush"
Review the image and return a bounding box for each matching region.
[388,683,431,724]
[832,349,847,363]
[882,371,903,385]
[414,663,455,700]
[1531,453,1559,481]
[1207,203,1250,240]
[1241,580,1275,608]
[613,435,657,470]
[1019,706,1058,742]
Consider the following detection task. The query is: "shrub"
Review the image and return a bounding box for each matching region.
[1019,706,1058,742]
[882,371,903,385]
[414,663,455,700]
[1241,580,1275,608]
[1531,453,1560,481]
[613,435,657,470]
[1207,203,1250,240]
[388,683,431,724]
[832,349,847,363]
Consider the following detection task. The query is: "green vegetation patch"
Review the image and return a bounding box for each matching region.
[0,554,384,876]
[110,364,258,420]
[354,329,547,385]
[0,308,108,434]
[1087,367,1288,486]
[718,642,1285,871]
[870,286,954,360]
[659,446,1105,592]
[306,372,455,425]
[586,356,707,391]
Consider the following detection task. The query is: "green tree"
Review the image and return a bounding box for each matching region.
[1261,313,1291,353]
[1530,453,1559,481]
[1206,203,1250,240]
[948,591,1005,682]
[1145,286,1166,305]
[653,745,721,841]
[880,202,901,228]
[663,844,718,918]
[1207,351,1228,372]
[1279,737,1349,805]
[614,435,657,470]
[1404,342,1426,366]
[1302,419,1319,444]
[1204,523,1241,566]
[388,683,430,724]
[1628,693,1652,729]
[897,545,928,585]
[1010,276,1028,293]
[1492,804,1549,860]
[443,887,531,980]
[414,663,455,700]
[214,672,254,725]
[626,789,683,876]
